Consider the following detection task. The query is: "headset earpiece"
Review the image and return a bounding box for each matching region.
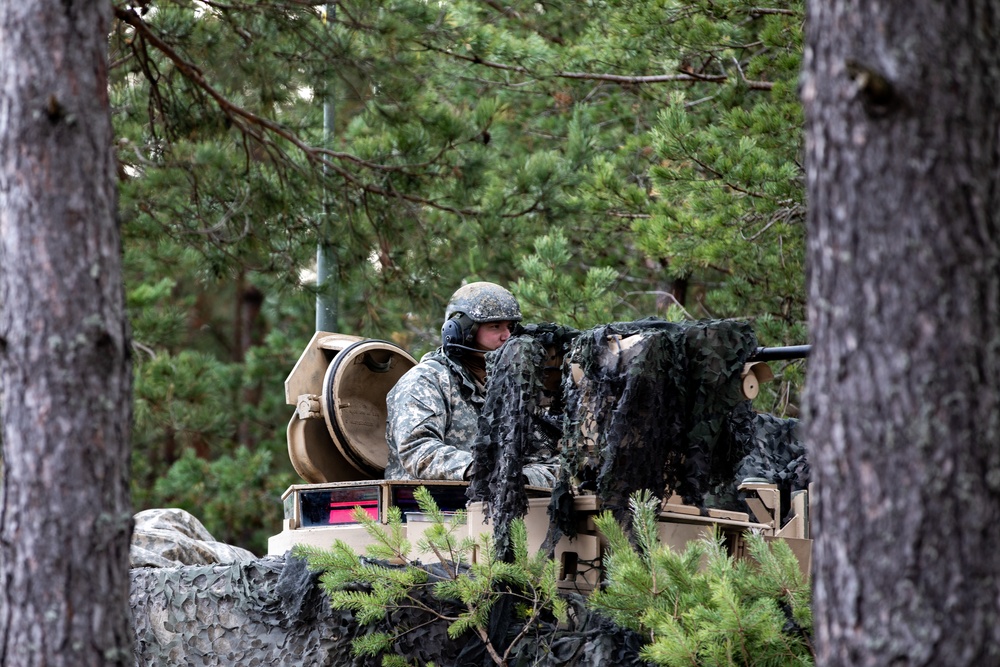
[441,313,478,356]
[441,316,464,351]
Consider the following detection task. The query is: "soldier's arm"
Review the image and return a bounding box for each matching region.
[386,368,473,481]
[522,462,558,488]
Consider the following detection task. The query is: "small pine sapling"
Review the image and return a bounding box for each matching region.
[589,490,813,667]
[295,486,566,666]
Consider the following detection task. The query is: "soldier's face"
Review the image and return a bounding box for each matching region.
[474,321,513,351]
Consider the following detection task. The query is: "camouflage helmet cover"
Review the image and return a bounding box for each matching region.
[445,282,522,324]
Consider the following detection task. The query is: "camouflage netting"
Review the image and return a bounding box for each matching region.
[130,554,648,667]
[131,555,353,666]
[467,318,810,548]
[711,406,811,515]
[468,323,578,557]
[557,319,759,521]
[737,413,809,495]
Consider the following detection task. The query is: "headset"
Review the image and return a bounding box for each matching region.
[442,313,525,357]
[441,313,481,356]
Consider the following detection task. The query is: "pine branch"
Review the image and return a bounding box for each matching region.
[476,0,566,46]
[415,41,779,89]
[112,4,484,218]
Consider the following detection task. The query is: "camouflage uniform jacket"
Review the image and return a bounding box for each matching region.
[384,348,484,481]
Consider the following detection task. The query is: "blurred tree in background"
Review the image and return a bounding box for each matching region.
[110,0,805,553]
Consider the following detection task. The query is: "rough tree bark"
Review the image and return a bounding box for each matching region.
[803,1,1000,665]
[0,1,133,665]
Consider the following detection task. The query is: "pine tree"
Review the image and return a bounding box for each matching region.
[1,1,133,663]
[109,0,809,551]
[589,492,813,667]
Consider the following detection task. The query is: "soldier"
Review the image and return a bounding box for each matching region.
[385,282,550,483]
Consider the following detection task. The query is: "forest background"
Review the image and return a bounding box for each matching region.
[112,0,806,554]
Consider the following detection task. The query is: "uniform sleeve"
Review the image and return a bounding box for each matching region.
[522,462,559,489]
[386,365,473,481]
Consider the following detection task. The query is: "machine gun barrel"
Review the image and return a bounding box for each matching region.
[750,344,811,361]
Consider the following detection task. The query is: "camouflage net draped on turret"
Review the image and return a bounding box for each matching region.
[470,318,766,549]
[467,317,813,557]
[467,323,578,557]
[555,319,759,529]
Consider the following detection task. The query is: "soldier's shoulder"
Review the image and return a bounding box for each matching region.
[392,351,453,390]
[418,348,450,367]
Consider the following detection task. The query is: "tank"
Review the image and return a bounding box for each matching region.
[268,329,812,586]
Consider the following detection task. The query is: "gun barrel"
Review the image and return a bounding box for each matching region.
[750,344,811,361]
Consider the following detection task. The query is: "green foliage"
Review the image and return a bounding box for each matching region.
[127,283,305,553]
[589,491,813,667]
[132,350,235,447]
[637,8,806,327]
[514,231,620,328]
[296,487,566,666]
[148,446,293,553]
[111,0,809,552]
[112,0,808,339]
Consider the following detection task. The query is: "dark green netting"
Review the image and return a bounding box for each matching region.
[467,323,578,557]
[711,408,810,520]
[130,556,647,666]
[469,318,808,548]
[555,319,759,530]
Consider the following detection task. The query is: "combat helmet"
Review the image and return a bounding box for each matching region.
[441,282,522,354]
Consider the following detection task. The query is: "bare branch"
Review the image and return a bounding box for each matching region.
[608,211,652,219]
[748,7,798,16]
[417,39,782,88]
[419,42,732,84]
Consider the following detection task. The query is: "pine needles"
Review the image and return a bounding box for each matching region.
[297,487,812,666]
[295,486,566,666]
[589,490,813,667]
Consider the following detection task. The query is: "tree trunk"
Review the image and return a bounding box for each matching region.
[803,1,1000,665]
[0,1,134,665]
[237,276,264,448]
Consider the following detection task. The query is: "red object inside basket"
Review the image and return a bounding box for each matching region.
[328,500,379,524]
